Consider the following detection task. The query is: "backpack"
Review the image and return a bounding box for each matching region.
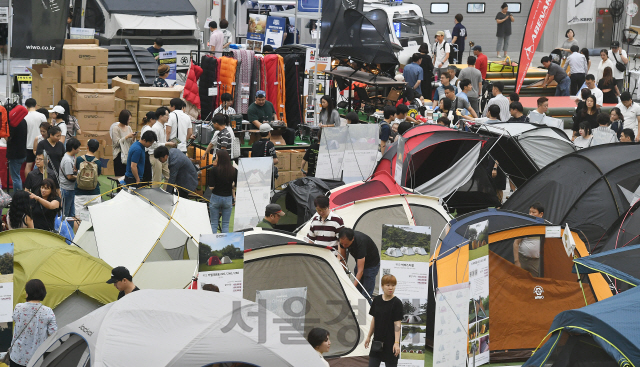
[77,155,99,190]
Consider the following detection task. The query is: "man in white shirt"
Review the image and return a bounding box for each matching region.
[433,30,450,77]
[149,107,176,188]
[608,41,628,94]
[591,112,619,146]
[166,98,193,153]
[209,21,224,53]
[213,93,236,115]
[563,45,588,95]
[513,203,544,277]
[483,81,511,121]
[573,75,603,108]
[616,92,640,139]
[24,98,47,177]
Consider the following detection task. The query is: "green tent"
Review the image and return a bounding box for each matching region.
[0,229,117,327]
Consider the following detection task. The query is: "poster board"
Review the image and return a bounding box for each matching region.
[380,225,430,366]
[0,243,14,359]
[265,16,285,49]
[70,27,95,39]
[433,282,470,367]
[198,233,244,295]
[234,157,273,231]
[159,51,177,86]
[467,220,490,366]
[246,13,267,52]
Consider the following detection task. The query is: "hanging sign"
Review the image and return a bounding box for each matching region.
[246,13,267,52]
[265,16,285,48]
[198,233,245,294]
[159,51,177,85]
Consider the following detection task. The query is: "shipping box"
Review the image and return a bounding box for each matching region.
[68,86,115,111]
[61,45,108,66]
[73,110,114,131]
[275,171,291,188]
[111,77,139,100]
[274,150,291,171]
[28,66,62,107]
[138,86,183,98]
[289,150,305,170]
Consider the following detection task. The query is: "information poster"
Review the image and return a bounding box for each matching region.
[304,48,331,75]
[234,157,273,230]
[247,13,267,52]
[198,233,244,295]
[159,51,177,85]
[433,282,470,367]
[0,243,14,359]
[467,220,490,367]
[380,225,431,367]
[265,16,285,49]
[69,27,95,39]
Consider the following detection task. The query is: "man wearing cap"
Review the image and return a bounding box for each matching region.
[49,105,68,144]
[473,46,488,79]
[153,64,171,87]
[248,90,277,129]
[251,124,279,164]
[257,204,285,229]
[433,30,450,78]
[609,41,629,93]
[106,266,140,300]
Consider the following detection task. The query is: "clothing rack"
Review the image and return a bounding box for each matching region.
[189,49,306,67]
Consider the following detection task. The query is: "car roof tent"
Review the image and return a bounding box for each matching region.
[524,286,640,367]
[502,144,640,248]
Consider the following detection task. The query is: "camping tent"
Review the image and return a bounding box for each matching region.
[374,124,501,214]
[208,256,221,266]
[220,256,232,264]
[593,199,640,255]
[74,188,211,290]
[473,122,576,187]
[28,289,327,367]
[401,246,415,255]
[243,231,372,366]
[0,229,117,327]
[573,244,640,289]
[413,247,428,255]
[386,247,403,257]
[271,177,344,231]
[502,144,640,247]
[329,171,412,209]
[432,209,612,361]
[523,286,640,367]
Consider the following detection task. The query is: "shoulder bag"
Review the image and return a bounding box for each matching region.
[2,304,44,364]
[612,52,626,73]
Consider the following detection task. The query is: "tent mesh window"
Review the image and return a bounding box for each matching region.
[541,332,618,366]
[490,237,543,277]
[244,254,361,357]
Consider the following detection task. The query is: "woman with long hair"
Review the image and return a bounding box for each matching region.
[365,274,403,367]
[307,328,331,367]
[109,110,135,177]
[8,279,57,367]
[140,111,156,183]
[610,107,625,138]
[29,178,61,232]
[208,149,237,233]
[598,66,620,104]
[580,48,591,71]
[597,49,615,81]
[418,43,434,98]
[6,190,34,229]
[58,99,81,140]
[318,96,340,127]
[572,95,599,139]
[574,121,593,149]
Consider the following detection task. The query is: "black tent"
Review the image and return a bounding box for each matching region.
[574,244,640,291]
[502,144,640,248]
[271,177,344,232]
[320,0,363,57]
[594,200,640,255]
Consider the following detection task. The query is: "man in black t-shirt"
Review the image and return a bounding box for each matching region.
[106,266,140,300]
[338,228,380,302]
[251,124,279,164]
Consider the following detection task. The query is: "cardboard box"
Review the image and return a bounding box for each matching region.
[79,66,94,83]
[138,97,151,105]
[28,66,62,107]
[161,98,172,105]
[290,150,305,169]
[138,86,183,98]
[291,169,305,180]
[150,98,163,106]
[125,100,138,113]
[94,66,108,83]
[64,39,99,46]
[138,104,159,113]
[274,150,291,171]
[69,86,115,111]
[62,45,108,66]
[114,98,125,115]
[63,83,108,101]
[77,131,111,146]
[51,63,78,84]
[275,170,291,188]
[111,77,139,100]
[74,110,114,131]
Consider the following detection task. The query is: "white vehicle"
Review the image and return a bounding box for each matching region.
[364,1,432,65]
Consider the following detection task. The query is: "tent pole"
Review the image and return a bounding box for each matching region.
[574,262,589,307]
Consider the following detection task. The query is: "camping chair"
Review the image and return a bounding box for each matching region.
[354,85,385,112]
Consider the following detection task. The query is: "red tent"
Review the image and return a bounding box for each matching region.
[329,171,412,209]
[208,256,221,266]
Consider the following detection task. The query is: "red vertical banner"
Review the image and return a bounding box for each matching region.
[515,0,557,93]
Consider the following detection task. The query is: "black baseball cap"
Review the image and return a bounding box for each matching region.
[265,203,285,216]
[611,41,620,48]
[106,266,132,284]
[472,45,482,52]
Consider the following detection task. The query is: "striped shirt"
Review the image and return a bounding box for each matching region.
[305,212,344,248]
[591,126,618,146]
[210,126,233,154]
[483,93,511,122]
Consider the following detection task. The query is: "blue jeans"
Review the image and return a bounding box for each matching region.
[7,157,25,191]
[354,262,380,304]
[60,189,75,218]
[209,194,233,233]
[556,77,571,96]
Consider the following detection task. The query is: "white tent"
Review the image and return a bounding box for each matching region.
[402,314,423,324]
[74,188,212,290]
[413,247,429,255]
[27,290,326,367]
[401,246,415,255]
[220,256,232,264]
[386,247,403,257]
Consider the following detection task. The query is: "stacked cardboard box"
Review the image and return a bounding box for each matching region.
[112,77,140,125]
[54,40,109,101]
[28,64,62,108]
[273,150,307,187]
[137,86,184,130]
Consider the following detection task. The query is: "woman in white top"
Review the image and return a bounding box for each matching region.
[48,105,68,144]
[212,93,237,116]
[573,121,593,149]
[109,110,135,177]
[597,49,615,81]
[307,328,331,367]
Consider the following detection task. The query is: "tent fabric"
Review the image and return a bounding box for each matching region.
[244,244,371,360]
[330,171,411,209]
[106,14,197,38]
[415,142,481,197]
[218,57,238,105]
[594,199,640,254]
[29,290,327,367]
[231,49,255,114]
[502,144,640,248]
[183,61,202,110]
[319,0,364,58]
[524,286,640,367]
[264,54,286,123]
[573,244,640,286]
[98,0,197,16]
[199,56,218,120]
[241,227,308,251]
[271,177,344,228]
[0,229,116,326]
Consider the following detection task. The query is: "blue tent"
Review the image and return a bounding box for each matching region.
[573,244,640,287]
[524,286,640,366]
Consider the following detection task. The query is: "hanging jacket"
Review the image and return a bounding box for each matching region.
[199,56,218,120]
[217,56,238,107]
[184,61,203,110]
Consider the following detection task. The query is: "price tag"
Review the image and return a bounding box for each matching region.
[232,82,236,85]
[545,226,561,238]
[242,98,248,104]
[213,81,218,85]
[280,105,285,108]
[208,88,218,96]
[295,62,299,65]
[274,82,278,85]
[16,75,32,82]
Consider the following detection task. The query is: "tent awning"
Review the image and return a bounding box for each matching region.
[99,0,196,16]
[573,244,640,286]
[107,14,197,39]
